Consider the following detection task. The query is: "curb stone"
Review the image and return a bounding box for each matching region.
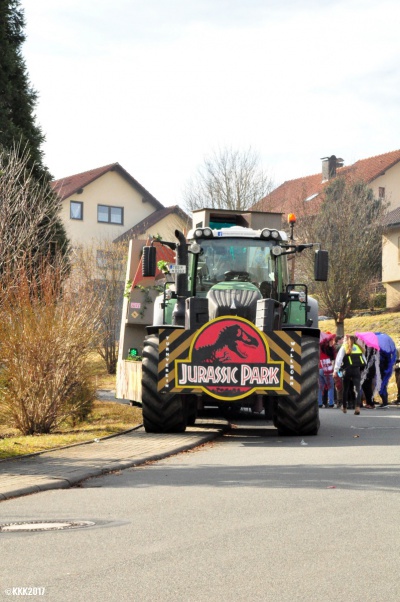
[0,419,229,501]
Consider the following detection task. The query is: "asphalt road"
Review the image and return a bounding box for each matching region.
[1,407,400,602]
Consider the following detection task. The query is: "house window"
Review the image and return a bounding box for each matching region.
[70,200,83,220]
[379,187,385,199]
[96,250,111,268]
[398,237,400,263]
[97,204,123,225]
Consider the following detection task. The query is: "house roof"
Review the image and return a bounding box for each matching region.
[51,162,164,210]
[383,206,400,228]
[253,149,400,215]
[113,205,190,243]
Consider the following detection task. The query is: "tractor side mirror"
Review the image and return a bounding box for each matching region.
[314,250,329,281]
[142,246,156,277]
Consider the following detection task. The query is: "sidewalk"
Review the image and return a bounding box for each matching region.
[0,418,228,501]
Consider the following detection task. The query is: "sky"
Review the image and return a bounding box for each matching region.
[22,0,400,208]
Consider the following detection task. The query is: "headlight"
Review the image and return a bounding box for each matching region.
[261,228,281,240]
[189,242,201,254]
[272,246,282,256]
[193,227,213,239]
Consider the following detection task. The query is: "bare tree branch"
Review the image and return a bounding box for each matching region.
[0,144,67,270]
[71,239,127,374]
[298,177,387,333]
[183,147,273,212]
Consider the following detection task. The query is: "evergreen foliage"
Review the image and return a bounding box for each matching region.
[0,1,69,262]
[0,0,48,181]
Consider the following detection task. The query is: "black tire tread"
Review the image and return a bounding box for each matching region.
[142,335,187,433]
[273,335,320,436]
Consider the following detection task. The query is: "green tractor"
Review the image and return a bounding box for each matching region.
[141,209,328,436]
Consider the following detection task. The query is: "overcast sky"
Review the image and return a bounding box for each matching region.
[22,0,400,207]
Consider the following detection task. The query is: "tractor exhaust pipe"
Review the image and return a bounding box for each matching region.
[172,229,189,326]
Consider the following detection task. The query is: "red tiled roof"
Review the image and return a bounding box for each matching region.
[383,206,400,228]
[114,205,190,243]
[253,149,400,216]
[51,162,164,210]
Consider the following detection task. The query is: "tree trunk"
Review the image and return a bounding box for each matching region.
[336,320,344,337]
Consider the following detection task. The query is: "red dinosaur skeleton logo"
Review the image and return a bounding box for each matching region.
[194,324,259,363]
[176,317,283,400]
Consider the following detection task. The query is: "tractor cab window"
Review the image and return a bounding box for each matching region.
[191,238,284,297]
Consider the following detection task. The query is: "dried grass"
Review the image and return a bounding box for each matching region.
[0,257,102,435]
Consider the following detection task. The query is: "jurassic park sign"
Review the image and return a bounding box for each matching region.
[157,317,302,401]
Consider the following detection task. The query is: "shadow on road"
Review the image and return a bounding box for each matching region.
[85,459,400,493]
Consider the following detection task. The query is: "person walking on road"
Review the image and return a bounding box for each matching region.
[333,335,344,408]
[395,341,400,405]
[333,335,366,415]
[360,345,381,409]
[375,333,397,408]
[318,336,336,408]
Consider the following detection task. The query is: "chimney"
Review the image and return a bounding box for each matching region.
[321,155,344,181]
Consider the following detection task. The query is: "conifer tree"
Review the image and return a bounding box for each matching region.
[0,0,48,180]
[0,0,69,261]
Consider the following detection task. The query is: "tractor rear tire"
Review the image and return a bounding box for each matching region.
[273,334,320,436]
[142,335,187,433]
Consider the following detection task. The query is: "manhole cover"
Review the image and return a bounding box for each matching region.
[0,520,96,533]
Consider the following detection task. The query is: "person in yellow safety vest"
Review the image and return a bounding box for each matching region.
[333,334,366,415]
[395,341,400,405]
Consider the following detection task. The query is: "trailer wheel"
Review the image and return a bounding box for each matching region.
[142,335,187,433]
[273,334,320,436]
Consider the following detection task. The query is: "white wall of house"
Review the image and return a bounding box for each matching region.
[370,162,400,211]
[139,214,191,241]
[60,171,157,246]
[372,163,400,308]
[382,227,400,307]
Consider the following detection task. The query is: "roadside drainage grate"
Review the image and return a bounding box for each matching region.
[0,520,96,533]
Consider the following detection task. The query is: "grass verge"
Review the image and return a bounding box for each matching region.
[0,400,142,460]
[89,352,117,390]
[319,311,400,342]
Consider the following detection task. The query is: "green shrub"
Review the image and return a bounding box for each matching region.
[374,291,386,308]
